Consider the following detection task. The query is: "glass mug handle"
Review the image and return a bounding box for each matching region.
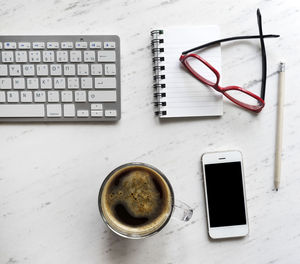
[172,199,193,222]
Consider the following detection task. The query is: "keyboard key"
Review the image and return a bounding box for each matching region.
[13,78,25,89]
[40,78,52,89]
[81,77,93,89]
[23,65,35,76]
[47,42,59,49]
[95,77,116,89]
[9,65,21,76]
[77,64,89,75]
[0,104,44,117]
[75,91,86,102]
[32,42,45,49]
[29,51,41,62]
[0,65,8,76]
[57,51,68,62]
[98,51,116,62]
[0,91,5,102]
[88,91,116,102]
[91,103,102,110]
[77,110,89,117]
[67,78,79,89]
[34,91,46,102]
[7,91,19,102]
[63,104,75,117]
[104,42,116,49]
[27,78,39,89]
[0,78,12,89]
[70,51,82,62]
[18,42,31,49]
[75,42,87,49]
[104,64,116,75]
[43,51,55,62]
[91,64,102,75]
[61,91,73,102]
[20,91,33,103]
[50,64,62,75]
[2,51,14,63]
[91,110,103,117]
[64,64,76,75]
[105,109,117,117]
[15,51,28,62]
[37,64,49,76]
[61,42,73,49]
[48,91,60,102]
[83,51,95,62]
[47,104,62,117]
[4,42,17,49]
[54,78,66,89]
[90,42,101,49]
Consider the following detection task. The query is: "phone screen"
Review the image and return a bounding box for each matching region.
[204,161,246,227]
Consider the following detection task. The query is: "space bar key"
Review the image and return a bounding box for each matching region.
[0,104,45,117]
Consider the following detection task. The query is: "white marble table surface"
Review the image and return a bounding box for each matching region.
[0,0,300,263]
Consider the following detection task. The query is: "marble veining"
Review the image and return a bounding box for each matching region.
[0,0,300,263]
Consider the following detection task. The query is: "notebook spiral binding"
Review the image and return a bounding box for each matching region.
[151,30,167,116]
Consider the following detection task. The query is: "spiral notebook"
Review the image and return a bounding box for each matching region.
[151,26,223,118]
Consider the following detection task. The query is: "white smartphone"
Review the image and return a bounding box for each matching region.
[201,150,249,239]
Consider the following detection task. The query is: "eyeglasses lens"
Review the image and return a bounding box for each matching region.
[223,89,263,108]
[185,56,217,85]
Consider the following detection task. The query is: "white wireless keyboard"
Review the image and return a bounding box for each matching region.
[0,35,120,122]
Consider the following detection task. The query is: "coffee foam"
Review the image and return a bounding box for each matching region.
[100,165,173,237]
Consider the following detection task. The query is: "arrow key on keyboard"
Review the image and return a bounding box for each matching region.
[91,110,103,117]
[77,110,89,117]
[105,109,117,117]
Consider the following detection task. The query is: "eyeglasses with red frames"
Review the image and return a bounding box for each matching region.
[179,9,279,113]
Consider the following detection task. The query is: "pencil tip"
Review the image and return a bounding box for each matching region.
[276,188,278,191]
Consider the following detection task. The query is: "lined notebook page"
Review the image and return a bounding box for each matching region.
[160,26,223,118]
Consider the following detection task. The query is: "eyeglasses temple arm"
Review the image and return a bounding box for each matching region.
[257,8,267,101]
[181,34,280,55]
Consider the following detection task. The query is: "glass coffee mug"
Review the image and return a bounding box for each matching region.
[98,163,193,239]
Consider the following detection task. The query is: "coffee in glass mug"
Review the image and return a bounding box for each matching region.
[98,163,193,239]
